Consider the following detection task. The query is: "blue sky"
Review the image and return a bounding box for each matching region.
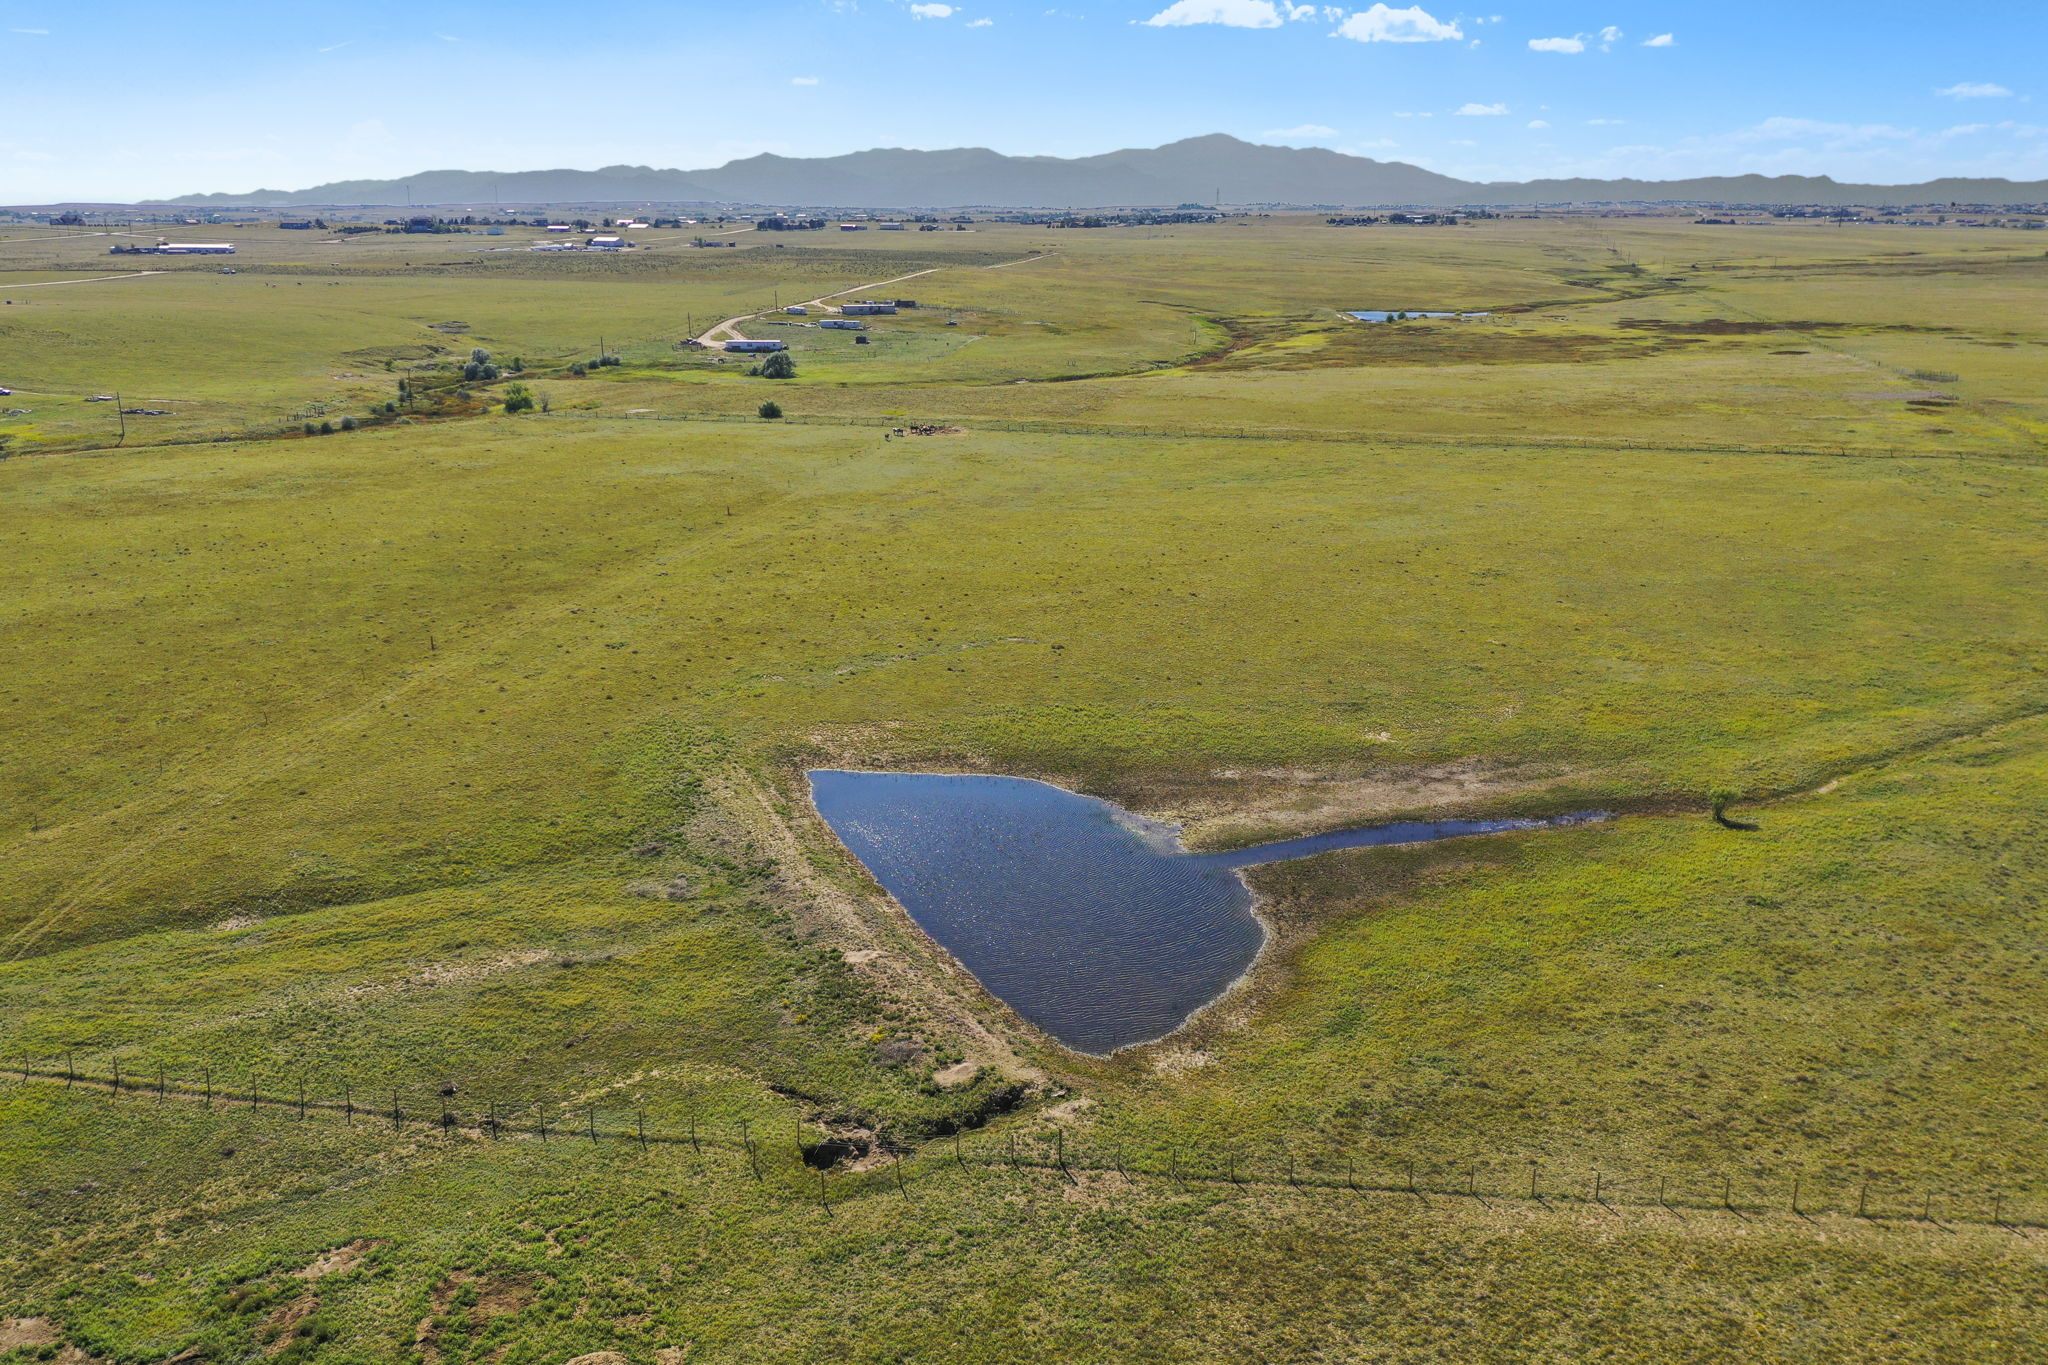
[4,1,2043,200]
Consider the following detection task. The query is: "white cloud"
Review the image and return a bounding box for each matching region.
[1331,4,1462,43]
[1643,33,1674,47]
[1738,117,1912,145]
[909,2,956,16]
[1597,25,1622,48]
[435,33,459,42]
[317,41,353,53]
[1585,118,1626,126]
[1526,119,1550,129]
[791,76,821,85]
[1937,82,2012,99]
[1143,0,1285,26]
[1264,123,1338,137]
[1455,102,1508,116]
[967,16,993,24]
[10,27,50,34]
[1529,36,1585,53]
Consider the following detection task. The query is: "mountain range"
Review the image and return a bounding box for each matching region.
[169,135,2048,210]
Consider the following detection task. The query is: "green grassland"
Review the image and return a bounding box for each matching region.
[3,214,2047,1362]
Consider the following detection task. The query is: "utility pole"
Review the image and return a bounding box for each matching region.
[114,392,126,447]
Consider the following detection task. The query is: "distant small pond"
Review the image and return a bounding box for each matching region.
[808,769,1605,1056]
[1346,310,1492,322]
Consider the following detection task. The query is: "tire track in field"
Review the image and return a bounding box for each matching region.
[696,251,1054,347]
[3,271,165,288]
[1,453,835,959]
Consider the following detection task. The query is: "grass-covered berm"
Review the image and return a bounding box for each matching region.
[2,215,2047,1362]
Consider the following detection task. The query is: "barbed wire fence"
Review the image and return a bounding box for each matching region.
[7,1057,2038,1235]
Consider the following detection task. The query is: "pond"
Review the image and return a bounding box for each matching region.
[1345,310,1492,322]
[807,769,1605,1056]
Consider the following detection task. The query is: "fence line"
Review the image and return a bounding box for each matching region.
[9,400,2029,469]
[8,1062,2038,1235]
[552,408,2025,465]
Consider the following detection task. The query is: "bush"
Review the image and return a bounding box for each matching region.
[503,383,535,414]
[759,350,797,379]
[302,421,317,435]
[318,420,335,435]
[339,415,358,431]
[758,400,783,419]
[569,362,587,377]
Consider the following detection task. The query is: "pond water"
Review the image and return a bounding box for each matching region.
[807,769,1605,1056]
[1346,310,1492,322]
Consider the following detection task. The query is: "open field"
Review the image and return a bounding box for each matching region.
[4,213,2048,1362]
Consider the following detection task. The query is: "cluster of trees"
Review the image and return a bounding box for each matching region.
[567,352,623,377]
[1042,211,1221,228]
[462,348,502,383]
[1326,211,1488,227]
[750,351,797,380]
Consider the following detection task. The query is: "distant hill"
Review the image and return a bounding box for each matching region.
[169,135,2048,209]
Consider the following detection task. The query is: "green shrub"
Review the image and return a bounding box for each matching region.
[758,400,783,419]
